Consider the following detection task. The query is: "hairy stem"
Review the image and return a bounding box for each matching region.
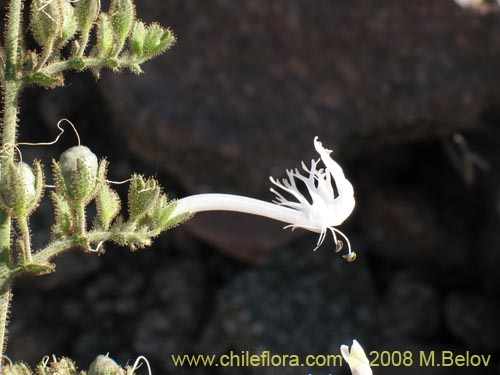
[35,38,55,71]
[16,217,32,264]
[32,229,158,265]
[75,204,86,235]
[77,27,91,57]
[0,286,11,363]
[4,0,22,81]
[0,0,23,359]
[39,56,145,76]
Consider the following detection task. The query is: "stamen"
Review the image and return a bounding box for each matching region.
[335,240,343,253]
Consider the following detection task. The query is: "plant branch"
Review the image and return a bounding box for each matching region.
[31,228,159,265]
[37,55,148,77]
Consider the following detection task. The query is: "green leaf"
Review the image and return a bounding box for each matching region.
[23,263,55,275]
[29,71,64,88]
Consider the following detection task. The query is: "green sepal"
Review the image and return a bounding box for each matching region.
[50,191,73,238]
[109,0,135,55]
[30,0,63,47]
[95,13,114,58]
[143,23,175,58]
[23,262,55,276]
[28,71,64,88]
[127,174,160,223]
[67,158,96,204]
[74,0,100,34]
[29,160,45,215]
[95,185,121,230]
[129,21,146,56]
[139,196,189,233]
[51,160,67,197]
[55,0,78,49]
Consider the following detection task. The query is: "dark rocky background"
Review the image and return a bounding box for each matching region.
[6,0,500,374]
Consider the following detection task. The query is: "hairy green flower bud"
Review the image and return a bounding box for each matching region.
[129,21,146,56]
[128,174,160,223]
[88,355,124,375]
[0,161,44,217]
[55,0,78,48]
[74,0,100,32]
[143,23,175,58]
[95,13,114,57]
[60,145,98,180]
[109,0,135,54]
[59,145,99,203]
[30,0,64,47]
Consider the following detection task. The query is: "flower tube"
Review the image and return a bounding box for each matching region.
[171,137,356,260]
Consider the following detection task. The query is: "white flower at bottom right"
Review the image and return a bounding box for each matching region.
[340,340,373,375]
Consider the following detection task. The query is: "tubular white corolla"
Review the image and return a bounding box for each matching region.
[340,340,373,375]
[171,137,356,260]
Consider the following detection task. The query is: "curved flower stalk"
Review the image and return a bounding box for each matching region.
[171,137,356,260]
[340,340,373,375]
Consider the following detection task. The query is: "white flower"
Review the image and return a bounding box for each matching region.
[270,136,355,259]
[340,340,373,375]
[171,137,356,260]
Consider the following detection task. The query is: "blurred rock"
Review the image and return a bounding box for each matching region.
[378,273,440,339]
[198,238,377,375]
[103,0,500,197]
[445,293,500,351]
[133,258,208,373]
[362,189,468,267]
[31,251,101,290]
